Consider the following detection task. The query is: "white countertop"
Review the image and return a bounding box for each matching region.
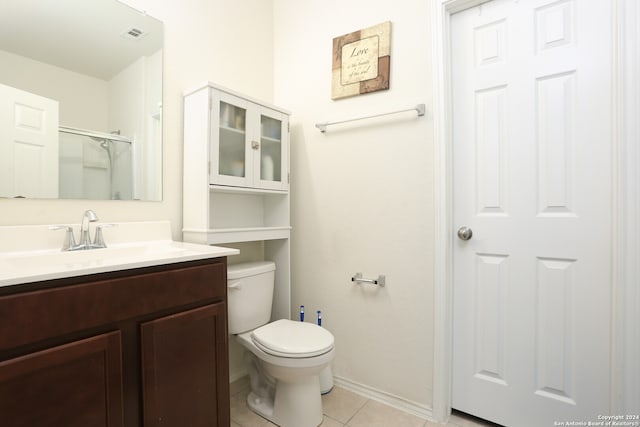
[0,221,239,288]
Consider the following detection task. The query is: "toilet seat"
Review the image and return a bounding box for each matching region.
[251,319,334,358]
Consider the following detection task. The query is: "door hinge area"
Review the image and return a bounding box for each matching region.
[288,172,290,184]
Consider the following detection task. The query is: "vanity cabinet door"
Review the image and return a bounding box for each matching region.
[141,303,229,427]
[0,331,124,427]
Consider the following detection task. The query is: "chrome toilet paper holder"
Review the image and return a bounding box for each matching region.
[351,272,386,287]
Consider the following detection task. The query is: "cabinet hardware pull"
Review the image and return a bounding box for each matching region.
[251,141,260,149]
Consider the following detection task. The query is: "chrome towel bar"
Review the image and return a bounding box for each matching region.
[315,104,425,133]
[351,272,386,287]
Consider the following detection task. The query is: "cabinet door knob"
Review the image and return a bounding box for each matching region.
[251,141,260,150]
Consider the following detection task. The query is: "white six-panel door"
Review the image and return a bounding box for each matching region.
[451,1,612,426]
[0,83,59,198]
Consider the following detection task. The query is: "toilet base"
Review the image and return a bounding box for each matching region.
[271,374,323,427]
[246,390,274,419]
[246,372,324,427]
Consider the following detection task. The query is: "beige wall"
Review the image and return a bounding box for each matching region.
[274,0,435,410]
[0,0,275,241]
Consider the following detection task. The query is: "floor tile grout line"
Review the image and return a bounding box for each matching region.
[323,413,345,426]
[342,396,371,426]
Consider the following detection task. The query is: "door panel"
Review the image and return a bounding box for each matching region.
[473,253,508,386]
[536,71,576,216]
[451,1,612,426]
[535,257,576,405]
[475,85,508,216]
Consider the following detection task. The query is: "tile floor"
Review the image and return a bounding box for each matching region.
[230,377,501,427]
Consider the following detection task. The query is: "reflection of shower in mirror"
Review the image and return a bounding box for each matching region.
[0,0,164,201]
[91,133,117,199]
[59,127,133,200]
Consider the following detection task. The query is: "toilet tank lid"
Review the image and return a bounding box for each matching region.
[227,261,276,280]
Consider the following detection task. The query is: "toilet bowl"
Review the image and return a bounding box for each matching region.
[228,262,335,427]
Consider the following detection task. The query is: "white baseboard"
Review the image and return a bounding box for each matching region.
[333,375,434,421]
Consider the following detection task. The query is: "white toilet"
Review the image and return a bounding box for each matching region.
[227,261,335,427]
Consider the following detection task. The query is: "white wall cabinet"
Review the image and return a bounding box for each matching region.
[212,90,289,191]
[182,82,291,322]
[183,82,291,245]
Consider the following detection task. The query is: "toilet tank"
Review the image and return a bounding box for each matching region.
[227,261,276,334]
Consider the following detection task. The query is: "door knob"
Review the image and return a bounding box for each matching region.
[457,226,473,241]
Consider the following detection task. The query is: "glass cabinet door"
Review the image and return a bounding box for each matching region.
[259,114,282,184]
[218,101,247,180]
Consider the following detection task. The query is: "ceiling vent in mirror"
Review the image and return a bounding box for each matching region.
[121,27,147,40]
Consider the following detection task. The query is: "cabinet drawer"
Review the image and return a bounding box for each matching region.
[0,261,226,352]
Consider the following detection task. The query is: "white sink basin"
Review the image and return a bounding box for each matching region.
[0,221,239,287]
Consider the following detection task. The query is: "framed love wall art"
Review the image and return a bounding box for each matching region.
[331,21,391,100]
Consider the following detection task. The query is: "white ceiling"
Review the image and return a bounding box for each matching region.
[0,0,163,81]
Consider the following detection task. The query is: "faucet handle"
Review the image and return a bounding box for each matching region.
[49,225,77,251]
[93,223,116,248]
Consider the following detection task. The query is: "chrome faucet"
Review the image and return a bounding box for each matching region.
[78,209,98,249]
[50,210,113,251]
[78,209,99,247]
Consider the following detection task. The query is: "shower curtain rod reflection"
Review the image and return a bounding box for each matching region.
[59,125,132,144]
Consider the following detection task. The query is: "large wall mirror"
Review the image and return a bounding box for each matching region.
[0,0,163,200]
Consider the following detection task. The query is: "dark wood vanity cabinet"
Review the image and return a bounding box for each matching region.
[0,257,230,427]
